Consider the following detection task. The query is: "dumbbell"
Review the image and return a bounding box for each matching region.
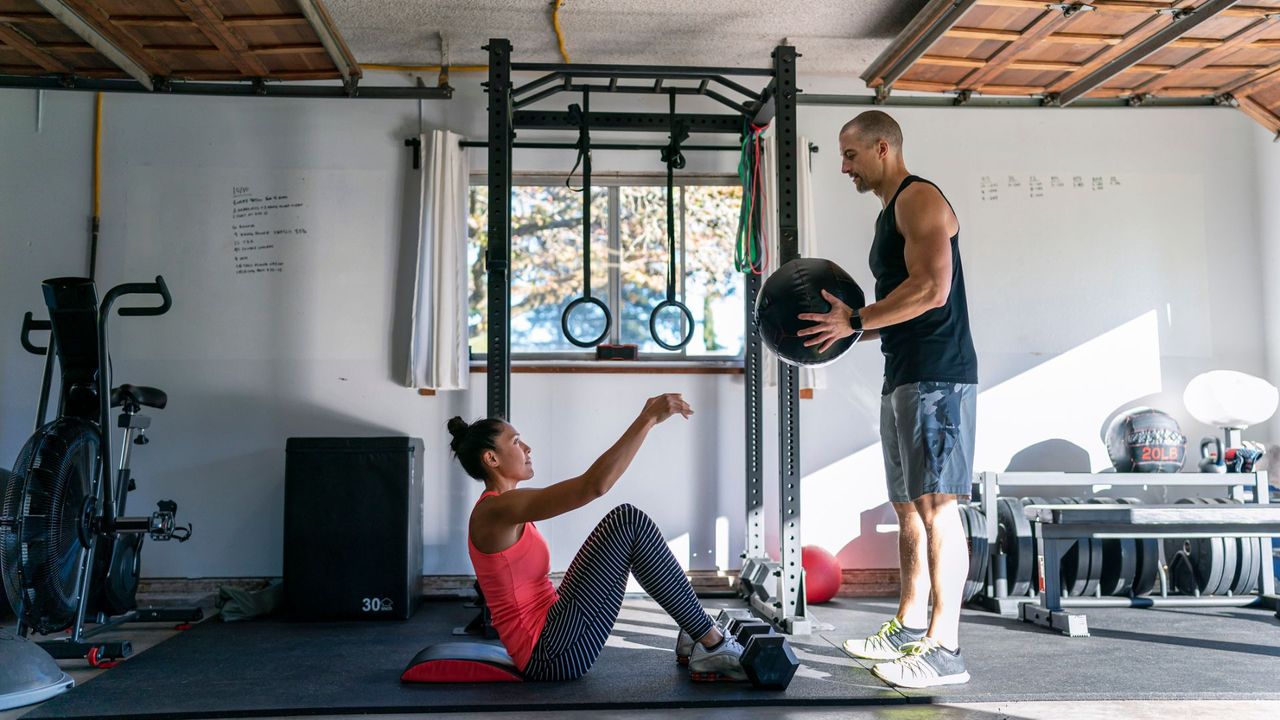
[689,628,799,690]
[741,633,799,690]
[725,622,799,690]
[717,608,755,627]
[732,620,773,644]
[684,621,800,690]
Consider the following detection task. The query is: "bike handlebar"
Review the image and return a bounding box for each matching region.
[108,276,172,317]
[20,312,51,355]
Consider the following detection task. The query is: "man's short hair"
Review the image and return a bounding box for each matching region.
[841,111,903,151]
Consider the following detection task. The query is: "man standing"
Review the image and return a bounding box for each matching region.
[798,110,978,688]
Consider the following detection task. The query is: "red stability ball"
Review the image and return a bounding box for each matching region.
[802,545,842,604]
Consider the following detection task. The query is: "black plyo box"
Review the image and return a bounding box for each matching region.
[284,437,423,621]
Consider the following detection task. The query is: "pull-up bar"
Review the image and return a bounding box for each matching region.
[457,140,740,151]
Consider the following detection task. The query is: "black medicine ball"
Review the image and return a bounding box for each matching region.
[1104,407,1186,473]
[754,258,866,368]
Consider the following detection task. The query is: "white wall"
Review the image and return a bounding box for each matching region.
[795,79,1271,558]
[1259,127,1280,454]
[0,74,1272,579]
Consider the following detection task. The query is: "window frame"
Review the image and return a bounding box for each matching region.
[468,171,747,368]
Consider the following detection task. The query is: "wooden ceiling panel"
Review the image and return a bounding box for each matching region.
[0,19,76,72]
[1043,0,1199,95]
[876,0,1280,131]
[0,29,117,71]
[1143,45,1212,66]
[1086,89,1131,99]
[1238,88,1280,130]
[956,8,1084,88]
[229,0,299,14]
[1046,8,1152,36]
[260,49,327,73]
[231,21,313,46]
[1215,71,1268,89]
[979,83,1047,95]
[1243,61,1280,88]
[961,4,1045,31]
[0,0,49,18]
[1249,79,1280,105]
[1018,43,1107,64]
[1186,62,1277,76]
[1134,14,1280,95]
[93,1,186,18]
[166,52,239,74]
[121,23,215,48]
[930,36,1006,59]
[1217,45,1280,65]
[0,0,353,86]
[981,66,1068,88]
[1107,71,1165,88]
[1221,58,1280,93]
[1183,14,1266,39]
[10,21,87,50]
[0,44,33,62]
[901,63,971,86]
[42,46,115,66]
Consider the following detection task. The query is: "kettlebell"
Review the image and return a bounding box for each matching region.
[1198,437,1225,473]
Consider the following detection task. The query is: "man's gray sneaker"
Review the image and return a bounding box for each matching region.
[842,617,925,661]
[871,637,970,688]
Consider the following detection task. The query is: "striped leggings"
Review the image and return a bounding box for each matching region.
[522,503,715,681]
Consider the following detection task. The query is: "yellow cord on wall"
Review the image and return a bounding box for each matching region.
[552,0,570,63]
[93,92,102,217]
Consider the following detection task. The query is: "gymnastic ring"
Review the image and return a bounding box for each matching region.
[648,299,695,351]
[561,295,612,348]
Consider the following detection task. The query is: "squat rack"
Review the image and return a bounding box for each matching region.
[480,38,810,633]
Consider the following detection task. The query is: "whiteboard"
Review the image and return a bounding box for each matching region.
[958,172,1212,359]
[114,165,396,361]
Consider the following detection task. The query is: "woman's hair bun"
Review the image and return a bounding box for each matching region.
[446,416,469,440]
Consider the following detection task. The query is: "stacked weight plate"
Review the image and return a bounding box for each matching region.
[1008,496,1159,599]
[1086,498,1137,597]
[1165,497,1261,596]
[996,497,1034,598]
[958,504,989,604]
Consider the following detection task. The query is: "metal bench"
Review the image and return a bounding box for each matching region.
[1020,502,1280,636]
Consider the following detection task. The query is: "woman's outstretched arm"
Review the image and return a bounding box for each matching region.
[483,393,693,525]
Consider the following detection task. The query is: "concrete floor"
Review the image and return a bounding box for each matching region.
[4,600,1278,720]
[10,697,1280,720]
[3,628,169,719]
[221,705,1280,720]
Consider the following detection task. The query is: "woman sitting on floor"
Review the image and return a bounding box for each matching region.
[448,393,744,681]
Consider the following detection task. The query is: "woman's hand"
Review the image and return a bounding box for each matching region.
[640,393,694,425]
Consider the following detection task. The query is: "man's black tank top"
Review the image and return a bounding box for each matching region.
[870,175,978,394]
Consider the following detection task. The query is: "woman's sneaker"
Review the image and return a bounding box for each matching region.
[688,634,747,682]
[842,617,924,661]
[871,637,970,688]
[676,622,728,666]
[676,630,694,665]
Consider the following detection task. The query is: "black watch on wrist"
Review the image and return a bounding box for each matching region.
[850,309,863,333]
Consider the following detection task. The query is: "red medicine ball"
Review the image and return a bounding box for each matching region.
[802,545,842,604]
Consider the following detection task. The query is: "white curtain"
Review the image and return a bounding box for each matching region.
[406,130,470,390]
[761,129,825,392]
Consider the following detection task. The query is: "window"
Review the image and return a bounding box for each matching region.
[466,176,744,361]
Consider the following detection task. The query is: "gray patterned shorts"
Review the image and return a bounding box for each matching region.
[880,381,977,503]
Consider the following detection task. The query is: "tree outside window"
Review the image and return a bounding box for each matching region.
[467,180,743,360]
